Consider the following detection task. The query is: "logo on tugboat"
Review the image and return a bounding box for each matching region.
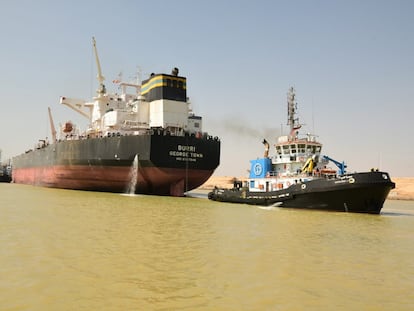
[253,163,263,176]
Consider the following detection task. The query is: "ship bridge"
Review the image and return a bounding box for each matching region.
[274,134,322,163]
[270,133,322,176]
[140,69,202,135]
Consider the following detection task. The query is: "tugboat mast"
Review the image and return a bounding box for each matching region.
[287,87,301,139]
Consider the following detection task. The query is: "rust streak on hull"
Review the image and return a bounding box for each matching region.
[12,165,213,196]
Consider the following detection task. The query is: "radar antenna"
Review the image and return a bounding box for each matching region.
[287,87,301,139]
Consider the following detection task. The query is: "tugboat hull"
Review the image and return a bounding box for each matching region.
[208,172,395,214]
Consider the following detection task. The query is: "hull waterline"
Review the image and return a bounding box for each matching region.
[13,165,214,196]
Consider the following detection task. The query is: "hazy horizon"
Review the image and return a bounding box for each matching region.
[1,0,413,177]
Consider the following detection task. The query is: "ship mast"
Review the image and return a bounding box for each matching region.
[92,37,106,95]
[287,87,301,139]
[48,107,57,143]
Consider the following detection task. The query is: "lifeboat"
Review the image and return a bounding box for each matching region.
[63,122,73,133]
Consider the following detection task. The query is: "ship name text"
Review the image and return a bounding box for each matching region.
[169,145,204,162]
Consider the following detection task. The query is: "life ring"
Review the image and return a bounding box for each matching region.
[349,178,355,184]
[286,181,291,187]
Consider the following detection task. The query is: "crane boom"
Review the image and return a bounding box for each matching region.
[48,107,57,143]
[92,36,106,94]
[322,155,347,175]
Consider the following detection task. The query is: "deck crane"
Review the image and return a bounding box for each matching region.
[47,107,57,143]
[322,155,347,175]
[92,36,106,95]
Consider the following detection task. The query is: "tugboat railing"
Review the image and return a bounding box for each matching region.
[264,170,338,180]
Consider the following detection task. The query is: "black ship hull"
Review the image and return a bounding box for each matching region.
[0,165,11,183]
[0,173,11,183]
[12,132,220,196]
[208,171,395,214]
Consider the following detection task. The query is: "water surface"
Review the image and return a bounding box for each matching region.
[1,183,413,310]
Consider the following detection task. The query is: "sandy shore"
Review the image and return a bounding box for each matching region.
[198,176,414,201]
[387,178,414,200]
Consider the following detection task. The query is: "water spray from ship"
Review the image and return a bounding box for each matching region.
[127,154,139,195]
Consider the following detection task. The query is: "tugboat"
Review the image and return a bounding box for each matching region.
[208,87,395,213]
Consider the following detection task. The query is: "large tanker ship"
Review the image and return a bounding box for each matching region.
[12,38,220,196]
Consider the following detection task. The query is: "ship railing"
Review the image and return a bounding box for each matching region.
[62,134,81,141]
[266,171,317,179]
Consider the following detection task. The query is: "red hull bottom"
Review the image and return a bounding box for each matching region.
[12,165,213,196]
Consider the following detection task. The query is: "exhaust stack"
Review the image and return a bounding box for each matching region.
[262,139,270,158]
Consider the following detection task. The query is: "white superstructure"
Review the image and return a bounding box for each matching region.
[58,37,203,140]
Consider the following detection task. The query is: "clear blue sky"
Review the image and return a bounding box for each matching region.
[1,0,413,177]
